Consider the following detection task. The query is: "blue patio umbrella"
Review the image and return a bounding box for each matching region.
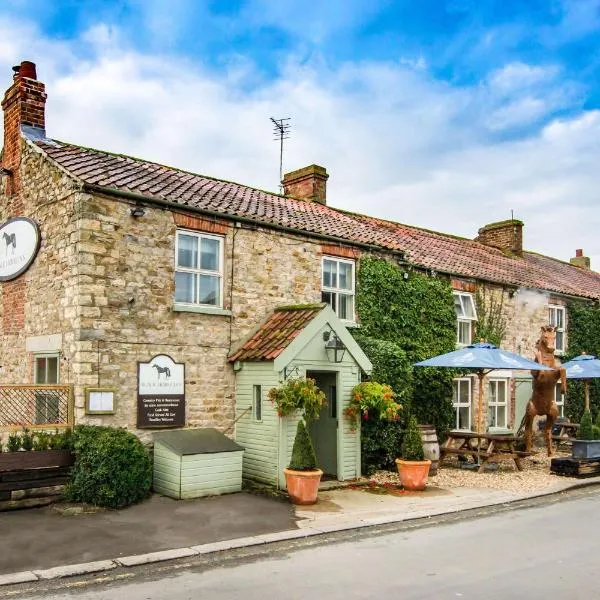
[562,353,600,412]
[415,342,553,434]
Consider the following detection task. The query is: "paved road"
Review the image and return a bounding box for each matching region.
[19,491,600,599]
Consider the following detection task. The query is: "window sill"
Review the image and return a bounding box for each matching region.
[172,304,232,317]
[343,321,360,329]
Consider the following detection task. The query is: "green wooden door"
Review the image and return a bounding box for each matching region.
[308,371,338,477]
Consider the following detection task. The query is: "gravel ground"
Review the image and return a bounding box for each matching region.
[371,452,570,493]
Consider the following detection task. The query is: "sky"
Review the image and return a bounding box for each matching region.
[1,0,599,267]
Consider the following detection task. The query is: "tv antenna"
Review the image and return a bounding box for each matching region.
[271,117,291,193]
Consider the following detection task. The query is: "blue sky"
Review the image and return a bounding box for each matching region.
[1,0,600,264]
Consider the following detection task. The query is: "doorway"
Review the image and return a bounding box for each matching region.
[307,371,338,478]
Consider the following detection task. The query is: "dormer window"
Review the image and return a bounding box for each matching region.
[453,292,477,346]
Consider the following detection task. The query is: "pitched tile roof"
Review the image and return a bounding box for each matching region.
[29,135,600,300]
[229,304,325,362]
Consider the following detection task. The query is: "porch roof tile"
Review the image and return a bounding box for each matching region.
[229,304,326,362]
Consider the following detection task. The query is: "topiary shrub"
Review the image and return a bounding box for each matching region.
[288,421,318,471]
[400,416,425,461]
[64,426,152,509]
[578,411,595,441]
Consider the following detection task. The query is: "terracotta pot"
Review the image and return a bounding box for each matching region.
[395,459,431,491]
[284,468,323,505]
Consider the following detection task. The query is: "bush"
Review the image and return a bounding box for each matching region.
[20,428,34,451]
[361,419,404,475]
[578,411,594,441]
[7,432,21,452]
[401,416,425,461]
[64,426,152,509]
[288,421,318,471]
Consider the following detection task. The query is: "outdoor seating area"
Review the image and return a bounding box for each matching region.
[440,431,531,473]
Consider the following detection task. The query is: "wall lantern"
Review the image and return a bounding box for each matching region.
[130,205,146,218]
[323,330,346,363]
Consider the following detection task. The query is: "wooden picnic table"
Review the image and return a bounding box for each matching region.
[440,431,531,473]
[552,421,580,448]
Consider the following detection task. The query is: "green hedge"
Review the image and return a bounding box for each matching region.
[565,302,600,423]
[353,257,457,473]
[64,426,152,509]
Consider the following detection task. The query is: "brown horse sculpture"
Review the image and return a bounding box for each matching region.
[523,326,567,456]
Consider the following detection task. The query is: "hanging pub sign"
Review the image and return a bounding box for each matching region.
[0,217,41,281]
[137,354,186,428]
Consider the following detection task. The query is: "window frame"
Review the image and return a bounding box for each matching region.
[174,229,225,309]
[554,383,565,419]
[453,292,477,347]
[548,305,566,355]
[34,353,60,385]
[252,384,262,422]
[452,377,472,431]
[487,378,509,430]
[321,256,356,324]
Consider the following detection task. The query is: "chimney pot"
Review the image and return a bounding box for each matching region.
[282,164,329,204]
[570,249,591,270]
[15,61,37,81]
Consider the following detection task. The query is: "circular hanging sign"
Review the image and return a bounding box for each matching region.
[0,217,41,281]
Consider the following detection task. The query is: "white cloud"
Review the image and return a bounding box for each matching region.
[1,16,599,271]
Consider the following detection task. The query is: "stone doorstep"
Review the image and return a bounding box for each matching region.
[2,478,600,587]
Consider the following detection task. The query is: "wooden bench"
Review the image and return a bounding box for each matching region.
[440,431,532,473]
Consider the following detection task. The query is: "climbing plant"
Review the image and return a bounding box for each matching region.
[564,301,600,423]
[352,257,457,472]
[474,287,507,347]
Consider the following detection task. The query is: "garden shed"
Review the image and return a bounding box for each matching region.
[229,303,372,489]
[153,429,244,499]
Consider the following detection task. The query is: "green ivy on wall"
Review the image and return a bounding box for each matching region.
[352,257,457,470]
[564,301,600,422]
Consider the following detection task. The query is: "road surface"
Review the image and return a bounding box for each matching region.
[18,489,600,599]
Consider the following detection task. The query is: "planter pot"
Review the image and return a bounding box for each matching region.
[572,440,600,460]
[0,450,73,473]
[395,459,431,491]
[284,468,323,505]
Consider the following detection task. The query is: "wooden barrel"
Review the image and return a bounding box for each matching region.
[418,425,440,475]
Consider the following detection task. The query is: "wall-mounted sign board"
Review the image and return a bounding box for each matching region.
[0,217,41,281]
[85,388,116,415]
[137,354,186,428]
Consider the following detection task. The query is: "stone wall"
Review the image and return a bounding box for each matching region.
[0,140,79,387]
[70,192,324,436]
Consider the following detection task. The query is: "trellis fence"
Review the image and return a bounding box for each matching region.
[0,385,74,430]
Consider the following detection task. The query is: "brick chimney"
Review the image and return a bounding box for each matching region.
[570,249,591,269]
[2,61,47,198]
[475,219,523,256]
[282,165,328,205]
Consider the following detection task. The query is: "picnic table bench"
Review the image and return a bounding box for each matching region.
[440,431,531,473]
[552,422,579,448]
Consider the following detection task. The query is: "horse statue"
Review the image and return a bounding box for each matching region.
[523,325,567,456]
[152,364,171,379]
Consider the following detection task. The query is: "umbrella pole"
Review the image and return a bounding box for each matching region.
[585,381,590,413]
[477,371,485,465]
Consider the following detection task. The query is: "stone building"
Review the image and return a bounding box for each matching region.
[1,62,600,485]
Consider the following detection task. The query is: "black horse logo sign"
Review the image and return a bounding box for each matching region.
[2,231,16,256]
[152,363,171,379]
